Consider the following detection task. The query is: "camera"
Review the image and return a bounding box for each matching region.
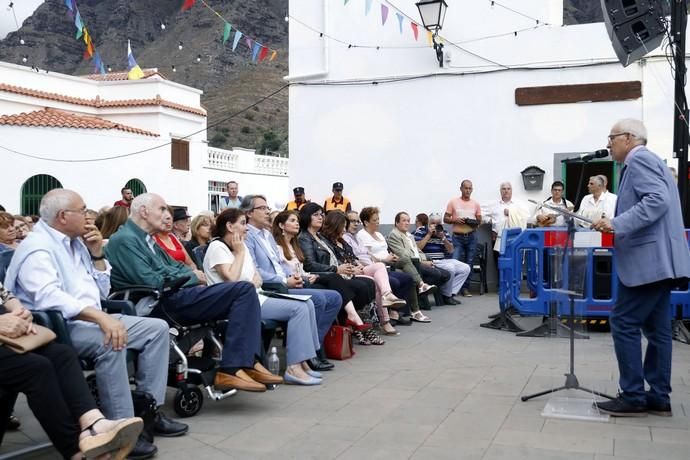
[434,224,445,233]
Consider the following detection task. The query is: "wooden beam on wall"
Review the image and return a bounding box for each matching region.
[515,81,642,106]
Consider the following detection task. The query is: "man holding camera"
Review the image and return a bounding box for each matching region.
[444,180,482,296]
[414,213,471,305]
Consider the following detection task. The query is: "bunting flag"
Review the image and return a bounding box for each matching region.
[381,5,389,26]
[127,40,145,80]
[222,22,231,44]
[232,30,242,51]
[411,22,419,40]
[270,50,277,61]
[396,12,404,34]
[181,0,196,11]
[83,28,94,57]
[251,42,261,62]
[245,37,253,49]
[93,51,106,75]
[365,0,372,16]
[64,0,73,11]
[258,46,269,62]
[74,11,83,39]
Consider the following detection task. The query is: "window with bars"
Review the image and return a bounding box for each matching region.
[124,178,147,196]
[21,174,63,216]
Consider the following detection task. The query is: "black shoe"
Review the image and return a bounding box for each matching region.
[647,400,673,417]
[153,411,188,437]
[128,436,158,460]
[594,396,647,417]
[308,357,334,372]
[6,415,20,430]
[442,296,460,305]
[394,315,412,326]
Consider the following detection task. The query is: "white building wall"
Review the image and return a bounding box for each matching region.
[289,0,684,220]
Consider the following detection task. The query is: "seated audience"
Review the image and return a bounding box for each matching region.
[99,206,130,241]
[203,209,323,385]
[105,193,279,394]
[12,215,30,242]
[184,213,213,268]
[243,196,341,372]
[344,210,414,328]
[0,212,18,251]
[357,207,432,322]
[85,209,98,227]
[154,207,205,284]
[322,211,405,337]
[0,281,143,460]
[4,189,187,459]
[294,204,378,345]
[171,208,191,241]
[413,213,470,305]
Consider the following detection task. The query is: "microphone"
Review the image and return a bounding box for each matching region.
[561,149,609,162]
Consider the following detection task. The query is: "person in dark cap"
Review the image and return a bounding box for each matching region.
[172,207,192,241]
[285,187,310,211]
[324,182,352,213]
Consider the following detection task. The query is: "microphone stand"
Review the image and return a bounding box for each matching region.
[521,156,613,402]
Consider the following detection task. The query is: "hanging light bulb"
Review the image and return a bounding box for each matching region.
[172,65,177,72]
[178,41,183,50]
[19,37,24,45]
[21,55,28,63]
[107,65,112,72]
[196,54,201,63]
[284,15,289,22]
[160,22,166,30]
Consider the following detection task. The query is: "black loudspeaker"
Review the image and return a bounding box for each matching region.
[601,0,666,67]
[592,253,613,300]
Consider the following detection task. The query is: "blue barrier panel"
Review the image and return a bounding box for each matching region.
[499,228,690,319]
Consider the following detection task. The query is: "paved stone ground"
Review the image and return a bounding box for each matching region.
[3,293,690,459]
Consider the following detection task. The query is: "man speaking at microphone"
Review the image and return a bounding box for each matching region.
[592,119,690,417]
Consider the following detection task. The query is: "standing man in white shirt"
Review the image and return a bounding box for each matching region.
[577,175,617,225]
[3,189,187,459]
[219,181,243,211]
[483,182,529,270]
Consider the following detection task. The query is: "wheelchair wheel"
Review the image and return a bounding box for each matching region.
[173,385,203,418]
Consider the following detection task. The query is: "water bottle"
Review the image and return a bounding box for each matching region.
[267,346,280,375]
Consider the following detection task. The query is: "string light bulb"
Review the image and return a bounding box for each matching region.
[284,15,289,22]
[172,65,177,72]
[178,41,183,50]
[21,55,27,63]
[19,37,24,45]
[107,65,112,72]
[160,22,166,30]
[196,54,201,62]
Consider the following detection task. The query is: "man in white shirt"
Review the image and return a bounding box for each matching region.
[483,182,529,248]
[577,175,617,226]
[534,181,575,227]
[3,189,187,459]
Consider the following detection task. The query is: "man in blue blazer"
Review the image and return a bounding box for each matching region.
[593,119,690,416]
[242,195,342,371]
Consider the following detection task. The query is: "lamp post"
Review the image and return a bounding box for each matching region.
[416,0,448,67]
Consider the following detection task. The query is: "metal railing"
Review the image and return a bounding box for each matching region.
[205,147,288,176]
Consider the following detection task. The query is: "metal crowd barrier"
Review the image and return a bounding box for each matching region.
[496,228,690,342]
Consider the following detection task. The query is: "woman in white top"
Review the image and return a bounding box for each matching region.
[203,209,322,385]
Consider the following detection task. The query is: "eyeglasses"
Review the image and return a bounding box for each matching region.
[252,205,271,212]
[62,208,88,215]
[607,132,629,141]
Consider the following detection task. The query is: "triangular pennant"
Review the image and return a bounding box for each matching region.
[74,11,83,39]
[232,30,243,51]
[396,12,404,34]
[411,22,419,40]
[222,22,232,44]
[258,46,269,62]
[252,42,261,62]
[365,0,372,16]
[83,27,91,47]
[381,5,389,26]
[427,30,433,46]
[92,52,101,73]
[245,37,253,49]
[181,0,195,11]
[64,0,73,11]
[270,50,277,61]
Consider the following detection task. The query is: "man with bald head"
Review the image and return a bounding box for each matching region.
[105,193,278,394]
[592,119,690,417]
[4,189,186,459]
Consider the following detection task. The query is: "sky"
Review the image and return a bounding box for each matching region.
[0,0,44,40]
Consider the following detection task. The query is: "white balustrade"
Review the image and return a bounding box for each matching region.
[205,147,288,176]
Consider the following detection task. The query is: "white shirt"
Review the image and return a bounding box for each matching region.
[535,197,574,227]
[15,224,111,319]
[203,240,267,305]
[578,191,617,226]
[483,199,529,234]
[356,229,389,261]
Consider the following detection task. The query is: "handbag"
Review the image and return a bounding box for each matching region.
[0,325,56,354]
[323,325,355,360]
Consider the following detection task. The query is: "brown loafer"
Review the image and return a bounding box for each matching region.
[245,363,284,385]
[214,370,267,392]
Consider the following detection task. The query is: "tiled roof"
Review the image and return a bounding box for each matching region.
[0,108,159,137]
[0,83,206,117]
[81,69,167,81]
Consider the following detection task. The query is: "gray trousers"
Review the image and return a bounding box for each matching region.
[67,314,169,419]
[261,297,319,366]
[434,259,471,297]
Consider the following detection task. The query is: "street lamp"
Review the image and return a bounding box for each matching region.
[416,0,448,67]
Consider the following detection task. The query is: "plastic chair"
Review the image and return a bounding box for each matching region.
[467,242,488,295]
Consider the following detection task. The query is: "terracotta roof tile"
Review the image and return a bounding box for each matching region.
[0,83,206,117]
[81,69,166,81]
[0,108,159,137]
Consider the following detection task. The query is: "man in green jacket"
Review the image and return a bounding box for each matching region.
[106,193,282,393]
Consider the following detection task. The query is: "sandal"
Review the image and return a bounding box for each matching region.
[353,329,371,345]
[364,328,385,345]
[411,311,431,323]
[79,417,144,460]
